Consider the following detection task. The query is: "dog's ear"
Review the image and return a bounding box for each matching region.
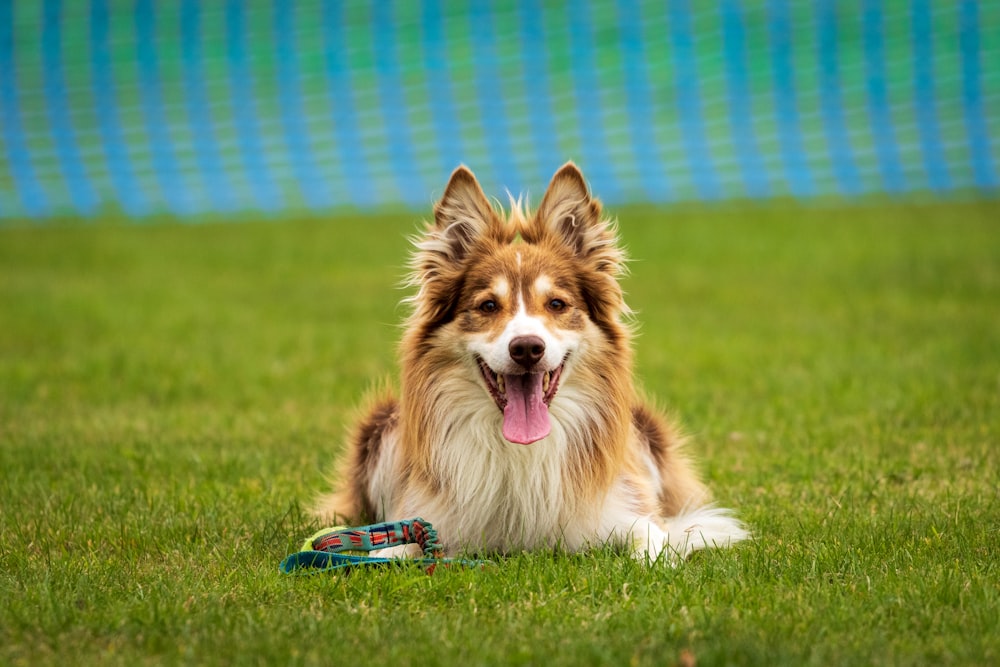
[407,166,503,328]
[429,166,500,263]
[531,162,624,276]
[529,163,629,335]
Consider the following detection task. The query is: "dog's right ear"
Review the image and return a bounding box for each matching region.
[407,166,502,328]
[428,166,499,264]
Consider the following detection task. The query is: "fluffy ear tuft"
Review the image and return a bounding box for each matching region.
[415,165,499,276]
[532,163,598,254]
[527,163,630,334]
[406,166,504,327]
[530,162,624,275]
[430,165,498,259]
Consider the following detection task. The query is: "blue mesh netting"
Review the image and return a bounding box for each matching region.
[0,0,998,220]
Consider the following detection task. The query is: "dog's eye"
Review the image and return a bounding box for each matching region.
[547,299,567,312]
[478,300,498,314]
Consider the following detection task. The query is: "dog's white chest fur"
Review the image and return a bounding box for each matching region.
[385,392,585,553]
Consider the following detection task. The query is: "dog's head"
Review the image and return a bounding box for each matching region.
[405,163,630,445]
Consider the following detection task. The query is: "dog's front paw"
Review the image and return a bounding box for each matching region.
[628,521,682,565]
[629,506,750,564]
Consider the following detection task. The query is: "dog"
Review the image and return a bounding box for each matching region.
[314,163,748,562]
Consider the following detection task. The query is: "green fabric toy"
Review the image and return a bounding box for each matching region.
[279,518,491,574]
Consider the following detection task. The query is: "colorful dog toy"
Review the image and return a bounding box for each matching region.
[279,517,491,574]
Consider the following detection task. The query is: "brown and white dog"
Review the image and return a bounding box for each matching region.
[314,163,748,562]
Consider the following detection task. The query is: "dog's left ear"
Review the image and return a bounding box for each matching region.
[529,163,629,333]
[530,162,623,276]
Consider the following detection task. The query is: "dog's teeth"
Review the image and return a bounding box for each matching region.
[497,374,505,395]
[543,372,550,392]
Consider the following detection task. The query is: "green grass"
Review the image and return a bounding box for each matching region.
[1,200,998,666]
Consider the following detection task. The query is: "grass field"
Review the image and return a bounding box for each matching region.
[1,199,998,666]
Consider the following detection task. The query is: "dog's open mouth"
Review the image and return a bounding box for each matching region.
[477,357,565,445]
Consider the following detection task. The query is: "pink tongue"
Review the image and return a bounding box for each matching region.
[502,373,551,444]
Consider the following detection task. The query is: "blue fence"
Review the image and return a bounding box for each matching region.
[1,0,998,221]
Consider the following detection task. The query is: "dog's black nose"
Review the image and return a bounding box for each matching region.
[509,336,546,369]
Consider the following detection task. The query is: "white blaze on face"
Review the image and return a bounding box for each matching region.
[471,293,565,374]
[467,274,579,445]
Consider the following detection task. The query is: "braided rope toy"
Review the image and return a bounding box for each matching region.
[279,518,491,574]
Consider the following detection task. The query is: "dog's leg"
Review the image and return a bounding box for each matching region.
[610,509,749,564]
[654,506,750,562]
[625,519,676,563]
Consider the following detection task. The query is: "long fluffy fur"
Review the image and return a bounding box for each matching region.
[314,163,748,562]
